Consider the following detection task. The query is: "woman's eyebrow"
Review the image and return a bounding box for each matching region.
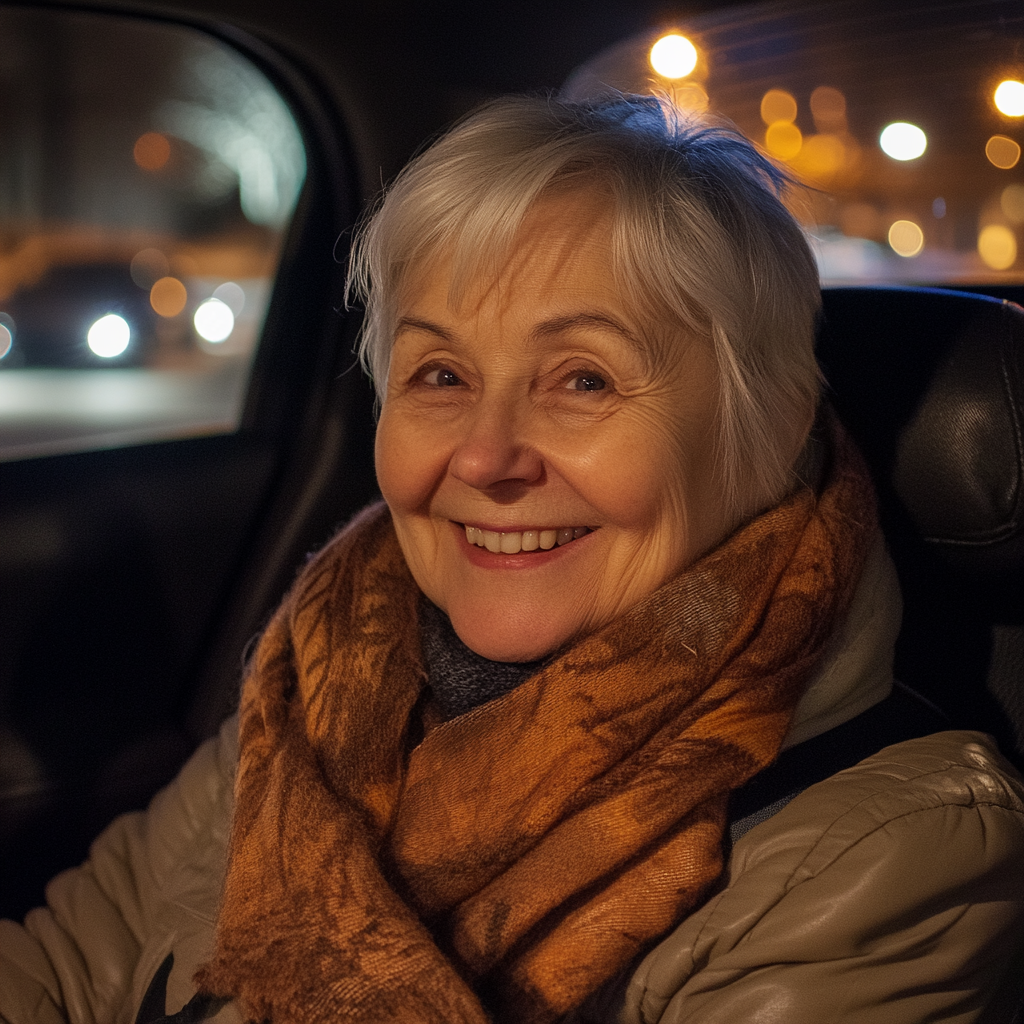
[533,312,643,350]
[395,311,649,359]
[395,315,456,342]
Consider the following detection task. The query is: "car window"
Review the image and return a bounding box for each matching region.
[0,8,305,461]
[562,0,1023,289]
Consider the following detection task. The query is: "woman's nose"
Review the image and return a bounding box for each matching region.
[449,400,544,492]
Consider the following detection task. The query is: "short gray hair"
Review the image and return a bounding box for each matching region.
[347,95,821,519]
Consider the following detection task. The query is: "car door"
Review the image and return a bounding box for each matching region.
[0,2,386,920]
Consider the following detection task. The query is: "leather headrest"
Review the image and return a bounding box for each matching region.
[817,286,1024,581]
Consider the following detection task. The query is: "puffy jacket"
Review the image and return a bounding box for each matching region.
[2,723,1023,1024]
[2,542,1024,1023]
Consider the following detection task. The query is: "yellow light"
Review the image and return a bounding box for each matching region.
[880,123,927,161]
[650,34,698,79]
[810,86,846,131]
[798,133,845,177]
[670,81,709,113]
[761,89,797,126]
[1002,184,1024,224]
[765,121,802,161]
[888,220,924,257]
[978,225,1017,269]
[150,276,187,318]
[133,132,171,172]
[985,135,1021,169]
[994,80,1024,117]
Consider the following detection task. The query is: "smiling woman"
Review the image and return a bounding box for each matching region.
[359,97,815,664]
[377,191,725,661]
[2,95,1023,1024]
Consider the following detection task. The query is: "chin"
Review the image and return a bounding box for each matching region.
[447,613,565,663]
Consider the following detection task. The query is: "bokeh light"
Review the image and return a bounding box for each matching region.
[133,131,171,171]
[87,314,131,357]
[765,121,803,160]
[130,249,170,289]
[670,81,709,113]
[888,220,924,257]
[194,298,234,342]
[0,324,12,360]
[761,89,797,126]
[810,86,846,131]
[150,276,188,317]
[985,135,1021,169]
[797,133,845,177]
[649,34,698,79]
[932,197,947,218]
[978,224,1017,269]
[1002,184,1024,223]
[212,281,246,315]
[994,80,1024,117]
[879,122,927,161]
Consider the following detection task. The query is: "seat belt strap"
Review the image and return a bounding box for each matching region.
[728,681,949,843]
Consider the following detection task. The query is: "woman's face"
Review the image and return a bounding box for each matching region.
[376,191,729,661]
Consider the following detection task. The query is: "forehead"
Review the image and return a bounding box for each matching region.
[399,190,625,321]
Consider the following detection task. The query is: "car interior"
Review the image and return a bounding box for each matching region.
[0,2,1022,994]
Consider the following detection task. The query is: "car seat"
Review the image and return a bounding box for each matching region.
[816,286,1024,773]
[789,285,1024,1024]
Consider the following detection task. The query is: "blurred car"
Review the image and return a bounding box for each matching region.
[1,263,156,368]
[0,0,1020,997]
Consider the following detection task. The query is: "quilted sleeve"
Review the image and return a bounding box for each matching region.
[0,717,237,1024]
[621,731,1024,1024]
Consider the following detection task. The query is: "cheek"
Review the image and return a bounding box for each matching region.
[594,399,722,558]
[375,407,435,515]
[664,415,728,558]
[578,407,697,527]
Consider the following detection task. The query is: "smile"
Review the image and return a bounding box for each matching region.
[463,524,592,554]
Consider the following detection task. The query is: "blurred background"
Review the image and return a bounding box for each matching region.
[0,8,304,460]
[563,0,1024,291]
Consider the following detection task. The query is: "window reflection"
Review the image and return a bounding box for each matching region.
[0,9,305,460]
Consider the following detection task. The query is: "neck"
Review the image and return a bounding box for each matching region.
[418,597,545,719]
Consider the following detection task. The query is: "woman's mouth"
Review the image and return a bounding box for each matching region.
[463,524,592,554]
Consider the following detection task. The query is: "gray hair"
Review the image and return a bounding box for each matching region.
[347,95,821,518]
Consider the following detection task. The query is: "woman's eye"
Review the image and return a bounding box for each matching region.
[566,373,607,392]
[422,367,463,387]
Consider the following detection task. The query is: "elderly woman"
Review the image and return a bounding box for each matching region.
[2,96,1023,1024]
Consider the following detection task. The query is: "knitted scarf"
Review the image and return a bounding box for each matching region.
[196,417,875,1024]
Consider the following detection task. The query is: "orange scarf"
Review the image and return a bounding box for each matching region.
[196,417,875,1024]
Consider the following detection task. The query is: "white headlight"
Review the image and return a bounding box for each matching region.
[193,298,235,343]
[87,314,131,358]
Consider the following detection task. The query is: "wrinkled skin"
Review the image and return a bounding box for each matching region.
[376,191,728,662]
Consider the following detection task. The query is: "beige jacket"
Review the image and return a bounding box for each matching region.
[2,542,1024,1024]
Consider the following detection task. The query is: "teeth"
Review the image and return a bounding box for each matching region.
[464,524,590,553]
